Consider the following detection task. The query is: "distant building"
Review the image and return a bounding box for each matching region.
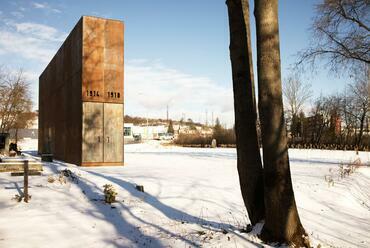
[330,114,342,136]
[303,114,324,142]
[124,123,174,140]
[133,125,167,140]
[124,123,134,143]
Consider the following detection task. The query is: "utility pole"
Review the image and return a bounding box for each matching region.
[166,104,169,123]
[212,111,214,127]
[205,110,208,126]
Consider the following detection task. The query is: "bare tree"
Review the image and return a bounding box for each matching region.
[0,67,33,135]
[308,96,328,144]
[348,64,370,145]
[283,74,312,139]
[297,0,370,72]
[305,68,369,147]
[254,0,309,246]
[226,0,265,225]
[309,94,343,144]
[283,74,312,118]
[340,90,357,143]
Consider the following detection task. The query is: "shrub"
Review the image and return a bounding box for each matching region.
[47,176,55,183]
[213,128,236,145]
[103,184,117,204]
[174,133,212,147]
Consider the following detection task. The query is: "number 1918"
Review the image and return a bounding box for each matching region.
[107,91,120,98]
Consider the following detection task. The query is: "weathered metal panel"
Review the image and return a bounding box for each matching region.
[54,83,67,160]
[39,17,83,163]
[82,17,105,103]
[65,19,83,165]
[103,103,123,162]
[65,72,82,165]
[104,19,124,104]
[81,16,124,104]
[82,102,104,162]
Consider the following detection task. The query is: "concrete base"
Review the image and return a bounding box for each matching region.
[81,162,124,167]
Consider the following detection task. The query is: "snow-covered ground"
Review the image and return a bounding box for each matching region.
[0,139,369,248]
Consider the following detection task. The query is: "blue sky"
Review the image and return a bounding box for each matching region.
[0,0,351,126]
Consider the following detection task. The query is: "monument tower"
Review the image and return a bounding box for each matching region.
[39,16,124,166]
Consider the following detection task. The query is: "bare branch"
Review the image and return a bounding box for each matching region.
[296,0,370,73]
[338,1,370,31]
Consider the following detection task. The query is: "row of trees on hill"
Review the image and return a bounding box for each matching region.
[0,66,34,141]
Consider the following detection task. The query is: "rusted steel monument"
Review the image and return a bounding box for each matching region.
[38,16,124,166]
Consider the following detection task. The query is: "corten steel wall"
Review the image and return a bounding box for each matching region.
[39,16,124,166]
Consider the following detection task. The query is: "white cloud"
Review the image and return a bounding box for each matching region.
[32,2,61,14]
[32,2,46,9]
[14,22,67,41]
[125,60,235,126]
[0,21,66,64]
[0,30,55,63]
[23,70,39,82]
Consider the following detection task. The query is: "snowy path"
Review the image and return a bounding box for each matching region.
[0,140,369,247]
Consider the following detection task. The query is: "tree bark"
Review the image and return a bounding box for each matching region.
[254,0,309,246]
[226,0,265,225]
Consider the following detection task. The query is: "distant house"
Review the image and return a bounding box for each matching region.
[302,113,342,143]
[124,123,134,143]
[124,123,167,141]
[134,125,167,140]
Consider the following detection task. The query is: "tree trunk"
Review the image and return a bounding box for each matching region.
[15,128,19,143]
[357,110,366,146]
[254,0,309,246]
[226,0,265,225]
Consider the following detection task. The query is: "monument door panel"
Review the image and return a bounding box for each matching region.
[82,102,104,162]
[103,103,123,162]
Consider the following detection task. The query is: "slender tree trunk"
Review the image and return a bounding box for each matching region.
[254,0,309,246]
[15,128,18,143]
[357,110,366,146]
[226,0,265,225]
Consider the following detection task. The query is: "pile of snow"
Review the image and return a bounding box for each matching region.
[0,139,369,247]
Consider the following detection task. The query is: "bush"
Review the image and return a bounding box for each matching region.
[174,128,236,147]
[174,133,212,147]
[213,128,236,145]
[103,184,117,204]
